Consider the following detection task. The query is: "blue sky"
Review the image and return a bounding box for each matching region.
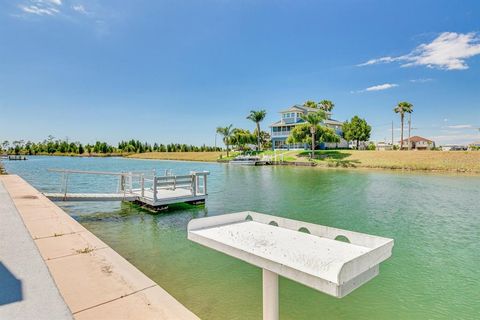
[1,0,479,146]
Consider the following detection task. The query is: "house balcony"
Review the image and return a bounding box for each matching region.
[271,131,291,137]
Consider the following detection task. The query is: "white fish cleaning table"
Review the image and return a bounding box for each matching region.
[188,211,394,320]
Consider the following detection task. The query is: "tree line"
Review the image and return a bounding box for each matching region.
[0,137,221,155]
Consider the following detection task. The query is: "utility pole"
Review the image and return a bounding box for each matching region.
[391,121,394,147]
[408,114,412,151]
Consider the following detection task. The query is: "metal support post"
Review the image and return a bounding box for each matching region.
[153,175,157,202]
[263,269,279,320]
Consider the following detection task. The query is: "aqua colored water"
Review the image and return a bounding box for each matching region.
[3,156,480,319]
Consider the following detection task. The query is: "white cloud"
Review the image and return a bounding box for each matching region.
[358,32,480,70]
[72,4,88,14]
[365,83,398,92]
[357,56,397,67]
[446,124,473,129]
[431,133,480,144]
[19,4,59,15]
[17,1,94,18]
[410,78,433,83]
[351,83,398,93]
[43,0,62,5]
[18,0,63,16]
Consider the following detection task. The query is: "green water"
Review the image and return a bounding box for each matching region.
[3,156,480,319]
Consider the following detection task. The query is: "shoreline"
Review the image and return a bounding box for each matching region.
[126,151,480,175]
[307,162,480,177]
[4,151,480,176]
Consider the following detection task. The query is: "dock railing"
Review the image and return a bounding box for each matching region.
[48,169,209,203]
[48,169,141,200]
[152,171,209,202]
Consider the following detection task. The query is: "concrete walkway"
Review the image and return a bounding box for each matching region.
[0,175,200,320]
[0,180,73,320]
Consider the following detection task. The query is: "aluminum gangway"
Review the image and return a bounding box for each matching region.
[44,169,209,208]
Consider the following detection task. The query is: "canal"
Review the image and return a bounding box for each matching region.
[3,156,479,319]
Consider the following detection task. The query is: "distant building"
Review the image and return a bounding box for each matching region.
[399,136,435,150]
[376,142,393,151]
[348,141,368,150]
[441,145,467,151]
[269,104,348,150]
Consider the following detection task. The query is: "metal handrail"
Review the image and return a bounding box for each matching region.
[48,168,209,203]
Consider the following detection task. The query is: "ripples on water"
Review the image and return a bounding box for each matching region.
[3,156,480,319]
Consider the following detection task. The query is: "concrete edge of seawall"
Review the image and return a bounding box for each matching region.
[0,175,200,320]
[0,178,72,320]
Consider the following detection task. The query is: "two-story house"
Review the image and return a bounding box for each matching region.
[269,105,348,150]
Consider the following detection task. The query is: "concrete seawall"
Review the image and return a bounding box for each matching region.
[0,175,199,320]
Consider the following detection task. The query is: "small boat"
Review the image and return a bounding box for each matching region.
[229,155,269,166]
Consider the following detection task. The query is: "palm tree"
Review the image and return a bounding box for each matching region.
[394,102,414,150]
[246,110,267,151]
[303,100,318,108]
[319,100,334,112]
[300,110,327,158]
[216,124,234,157]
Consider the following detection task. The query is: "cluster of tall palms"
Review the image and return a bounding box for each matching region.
[303,99,335,112]
[394,102,414,150]
[216,109,267,156]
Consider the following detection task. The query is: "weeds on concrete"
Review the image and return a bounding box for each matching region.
[76,247,94,254]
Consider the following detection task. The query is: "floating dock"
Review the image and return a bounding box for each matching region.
[1,155,28,160]
[44,169,209,209]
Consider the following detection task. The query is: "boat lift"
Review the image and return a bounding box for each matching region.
[188,211,394,320]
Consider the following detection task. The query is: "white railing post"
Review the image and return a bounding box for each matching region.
[141,174,145,198]
[63,171,69,200]
[60,171,65,194]
[153,175,157,202]
[203,174,207,195]
[196,174,200,194]
[192,173,197,196]
[263,269,279,320]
